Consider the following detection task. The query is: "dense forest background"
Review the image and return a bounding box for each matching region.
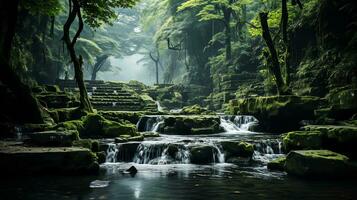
[1,0,356,123]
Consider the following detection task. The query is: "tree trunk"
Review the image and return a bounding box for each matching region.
[0,0,45,123]
[91,55,109,81]
[259,12,290,95]
[155,61,159,85]
[63,0,93,113]
[281,0,291,86]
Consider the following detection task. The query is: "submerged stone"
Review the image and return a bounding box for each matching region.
[125,166,138,175]
[285,150,353,178]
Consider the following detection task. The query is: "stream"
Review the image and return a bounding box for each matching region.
[1,115,356,200]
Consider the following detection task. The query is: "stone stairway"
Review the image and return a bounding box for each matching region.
[56,80,157,112]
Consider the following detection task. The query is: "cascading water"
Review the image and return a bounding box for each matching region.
[252,139,284,163]
[133,142,190,164]
[137,116,165,132]
[106,143,119,163]
[220,115,258,132]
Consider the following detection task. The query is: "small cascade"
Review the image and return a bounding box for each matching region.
[220,115,258,132]
[106,143,119,163]
[136,116,165,132]
[253,139,283,163]
[211,142,225,164]
[155,101,164,112]
[133,142,190,164]
[15,126,22,141]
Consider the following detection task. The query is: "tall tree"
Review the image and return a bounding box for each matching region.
[62,0,139,112]
[259,12,290,95]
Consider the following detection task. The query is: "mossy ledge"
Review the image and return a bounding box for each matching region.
[228,95,322,132]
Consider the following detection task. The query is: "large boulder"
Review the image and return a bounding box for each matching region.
[228,95,322,132]
[220,141,254,161]
[285,150,355,178]
[0,141,99,175]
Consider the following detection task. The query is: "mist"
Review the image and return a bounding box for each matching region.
[97,54,162,85]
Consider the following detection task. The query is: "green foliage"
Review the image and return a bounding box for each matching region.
[80,0,139,28]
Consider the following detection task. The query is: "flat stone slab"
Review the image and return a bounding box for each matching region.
[0,141,98,175]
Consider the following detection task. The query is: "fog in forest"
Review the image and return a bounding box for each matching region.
[97,54,161,85]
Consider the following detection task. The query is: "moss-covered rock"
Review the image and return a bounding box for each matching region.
[50,108,87,123]
[27,130,79,147]
[228,95,322,132]
[189,144,217,164]
[181,104,213,115]
[220,141,254,161]
[81,114,138,138]
[159,115,223,135]
[283,131,323,152]
[0,141,99,175]
[73,139,100,152]
[54,114,138,139]
[302,125,357,159]
[285,150,352,178]
[267,156,286,171]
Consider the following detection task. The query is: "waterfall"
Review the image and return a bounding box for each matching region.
[137,116,165,132]
[220,115,258,132]
[106,143,119,163]
[133,142,190,164]
[253,139,283,163]
[211,142,225,164]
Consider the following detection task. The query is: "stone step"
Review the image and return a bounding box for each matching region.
[95,105,143,111]
[91,92,132,96]
[91,96,140,100]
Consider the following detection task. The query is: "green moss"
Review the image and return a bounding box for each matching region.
[55,120,84,131]
[285,150,351,178]
[181,104,213,115]
[227,95,321,132]
[81,114,138,138]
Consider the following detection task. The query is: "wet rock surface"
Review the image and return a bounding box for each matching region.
[0,141,99,175]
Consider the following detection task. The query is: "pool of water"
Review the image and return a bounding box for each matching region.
[1,162,356,200]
